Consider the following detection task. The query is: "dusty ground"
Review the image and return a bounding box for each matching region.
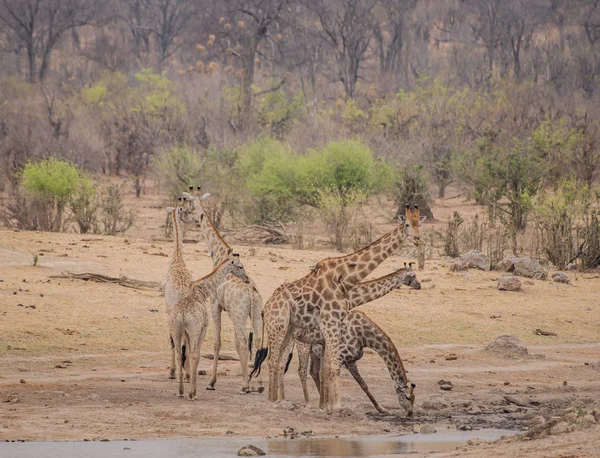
[1,190,600,457]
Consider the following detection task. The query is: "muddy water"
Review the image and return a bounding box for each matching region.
[1,429,515,457]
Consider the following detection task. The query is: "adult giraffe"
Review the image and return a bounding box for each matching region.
[253,204,425,410]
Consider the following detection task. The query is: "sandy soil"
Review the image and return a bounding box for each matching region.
[1,190,600,457]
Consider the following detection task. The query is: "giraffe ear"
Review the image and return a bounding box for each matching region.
[398,215,406,224]
[201,193,211,200]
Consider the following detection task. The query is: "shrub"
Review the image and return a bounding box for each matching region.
[443,211,463,258]
[392,164,433,218]
[316,188,367,252]
[153,145,203,200]
[100,183,135,235]
[21,158,92,232]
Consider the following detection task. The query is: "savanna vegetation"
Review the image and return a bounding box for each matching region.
[1,0,599,266]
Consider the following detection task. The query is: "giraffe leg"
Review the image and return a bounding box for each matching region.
[309,347,322,394]
[183,335,191,382]
[188,322,207,401]
[297,341,311,404]
[321,319,343,411]
[278,337,294,401]
[232,322,250,393]
[207,304,222,390]
[347,361,385,413]
[251,299,264,392]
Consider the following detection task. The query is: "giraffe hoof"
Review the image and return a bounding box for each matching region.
[206,386,215,391]
[257,386,265,394]
[169,374,176,380]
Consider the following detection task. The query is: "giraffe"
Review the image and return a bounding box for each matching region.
[169,257,250,400]
[164,206,192,380]
[179,188,264,393]
[253,204,426,410]
[299,310,416,415]
[285,263,420,404]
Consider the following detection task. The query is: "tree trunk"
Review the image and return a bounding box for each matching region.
[438,182,446,199]
[27,41,36,83]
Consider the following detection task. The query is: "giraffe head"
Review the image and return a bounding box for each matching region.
[223,253,250,283]
[178,187,209,225]
[399,204,426,246]
[399,262,421,290]
[395,380,416,417]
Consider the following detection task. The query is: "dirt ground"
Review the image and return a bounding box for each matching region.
[1,189,600,457]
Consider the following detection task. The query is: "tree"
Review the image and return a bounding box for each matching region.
[0,0,103,82]
[314,0,377,99]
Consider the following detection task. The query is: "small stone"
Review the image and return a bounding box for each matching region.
[450,260,469,272]
[549,421,570,435]
[420,395,449,411]
[466,400,481,415]
[513,257,548,280]
[437,379,452,386]
[564,412,578,423]
[19,379,25,384]
[275,400,297,411]
[420,424,437,434]
[504,381,510,385]
[198,370,207,376]
[458,424,472,431]
[122,313,129,318]
[445,354,458,360]
[460,250,491,271]
[530,416,546,428]
[440,385,453,391]
[552,272,570,284]
[498,275,521,291]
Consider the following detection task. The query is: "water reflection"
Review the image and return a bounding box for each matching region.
[268,436,409,457]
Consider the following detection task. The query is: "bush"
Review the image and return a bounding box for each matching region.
[21,158,93,232]
[100,183,135,235]
[316,188,367,252]
[443,211,463,258]
[392,164,433,219]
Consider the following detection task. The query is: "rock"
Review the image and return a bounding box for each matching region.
[466,400,481,415]
[440,385,453,391]
[552,272,570,284]
[458,424,472,431]
[566,263,577,271]
[496,258,516,272]
[237,444,266,456]
[420,395,449,411]
[513,257,548,280]
[581,414,597,426]
[460,250,491,271]
[530,416,546,429]
[450,260,469,272]
[498,275,521,291]
[485,335,529,358]
[275,400,298,411]
[420,424,437,434]
[549,421,570,435]
[564,412,578,423]
[437,379,452,386]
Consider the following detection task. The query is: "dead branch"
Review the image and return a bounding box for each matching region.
[50,271,161,290]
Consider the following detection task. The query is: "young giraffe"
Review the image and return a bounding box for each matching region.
[299,310,416,415]
[284,263,420,403]
[179,188,264,393]
[253,204,425,410]
[169,257,250,400]
[163,206,192,380]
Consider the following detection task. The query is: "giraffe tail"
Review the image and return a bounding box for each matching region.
[283,349,293,374]
[249,310,268,380]
[248,331,253,355]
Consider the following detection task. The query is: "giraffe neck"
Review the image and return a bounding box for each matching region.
[347,269,408,310]
[358,313,409,392]
[170,209,185,267]
[192,259,231,298]
[333,223,406,288]
[194,199,232,267]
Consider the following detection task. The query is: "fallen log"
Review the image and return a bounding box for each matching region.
[50,271,161,291]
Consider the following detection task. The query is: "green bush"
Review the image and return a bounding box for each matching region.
[153,145,204,200]
[21,158,93,232]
